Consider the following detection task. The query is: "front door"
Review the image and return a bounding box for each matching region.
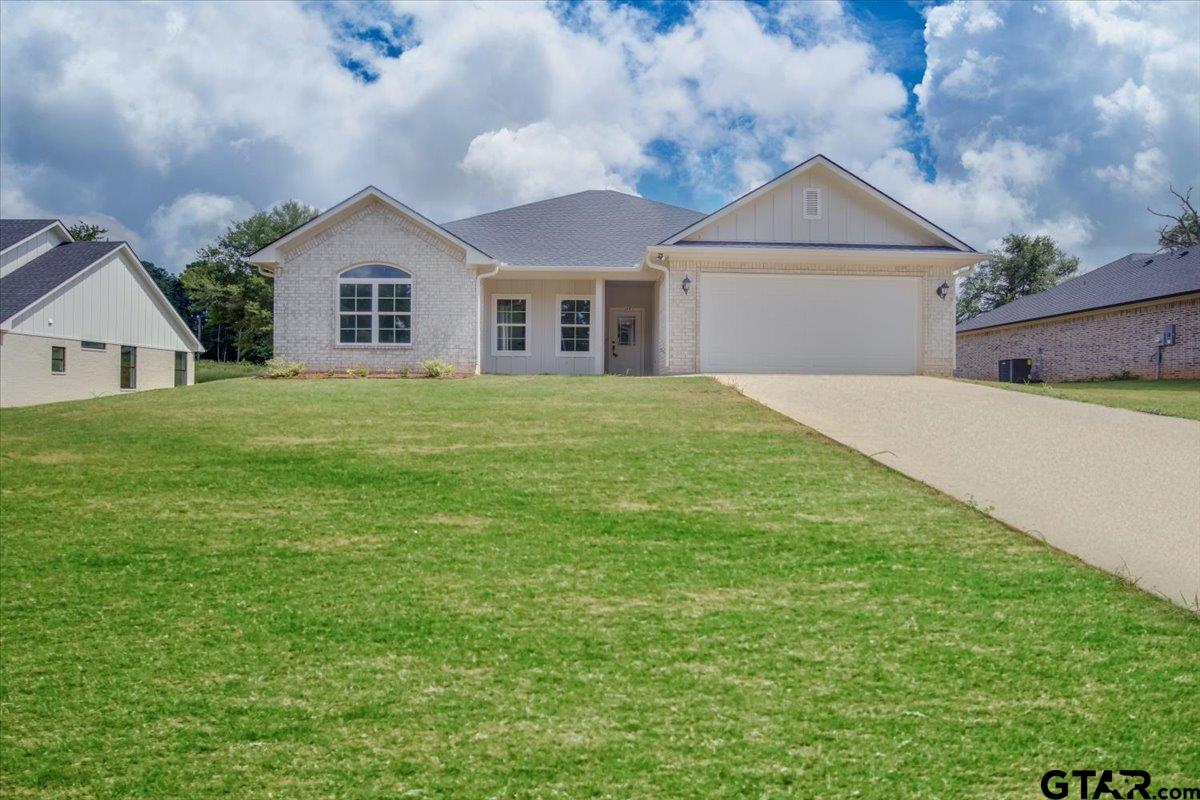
[607,307,645,375]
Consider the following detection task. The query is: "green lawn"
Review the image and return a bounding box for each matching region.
[195,359,264,383]
[1,376,1196,799]
[976,379,1200,421]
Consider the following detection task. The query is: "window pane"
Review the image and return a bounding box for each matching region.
[341,264,411,279]
[617,316,636,346]
[340,313,372,343]
[174,352,187,386]
[51,346,65,373]
[379,314,411,344]
[120,346,136,388]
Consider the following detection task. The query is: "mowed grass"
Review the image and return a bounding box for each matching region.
[977,379,1200,421]
[194,359,264,383]
[1,376,1196,799]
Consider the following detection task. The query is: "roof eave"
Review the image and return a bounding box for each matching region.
[651,243,986,268]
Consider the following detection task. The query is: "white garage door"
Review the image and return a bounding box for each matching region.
[699,273,919,374]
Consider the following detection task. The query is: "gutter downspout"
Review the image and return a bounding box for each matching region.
[475,262,502,374]
[647,256,670,374]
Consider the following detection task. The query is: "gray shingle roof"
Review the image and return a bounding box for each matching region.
[0,241,122,323]
[0,219,59,251]
[677,241,961,252]
[442,190,705,267]
[957,248,1200,332]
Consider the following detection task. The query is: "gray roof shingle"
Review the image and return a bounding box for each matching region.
[442,190,705,267]
[0,241,122,323]
[957,248,1200,332]
[0,219,59,251]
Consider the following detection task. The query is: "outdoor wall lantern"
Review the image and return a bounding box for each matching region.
[936,281,949,300]
[682,275,692,294]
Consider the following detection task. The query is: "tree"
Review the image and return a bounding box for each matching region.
[181,200,319,362]
[67,221,108,241]
[957,234,1080,323]
[1148,185,1199,250]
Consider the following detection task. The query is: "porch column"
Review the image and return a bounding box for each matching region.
[594,277,605,375]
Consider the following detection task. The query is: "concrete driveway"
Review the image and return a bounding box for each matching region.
[715,374,1200,609]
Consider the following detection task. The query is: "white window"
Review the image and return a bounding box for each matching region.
[556,295,592,355]
[338,265,412,345]
[803,188,822,220]
[494,294,530,354]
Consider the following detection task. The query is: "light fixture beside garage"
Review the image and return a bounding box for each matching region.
[936,281,949,300]
[681,275,692,294]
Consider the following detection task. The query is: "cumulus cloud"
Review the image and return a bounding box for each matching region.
[1094,147,1167,194]
[149,193,253,266]
[460,122,647,203]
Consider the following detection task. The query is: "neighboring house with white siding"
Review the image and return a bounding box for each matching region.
[0,219,203,408]
[250,154,985,377]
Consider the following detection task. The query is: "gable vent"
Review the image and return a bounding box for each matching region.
[803,188,822,220]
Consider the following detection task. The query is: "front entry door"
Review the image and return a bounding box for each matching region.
[607,308,645,375]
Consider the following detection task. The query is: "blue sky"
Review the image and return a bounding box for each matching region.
[1,0,1197,270]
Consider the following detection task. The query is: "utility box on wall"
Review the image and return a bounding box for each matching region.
[998,358,1033,383]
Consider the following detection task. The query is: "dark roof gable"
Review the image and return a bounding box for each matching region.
[0,241,122,322]
[0,219,60,251]
[957,248,1200,332]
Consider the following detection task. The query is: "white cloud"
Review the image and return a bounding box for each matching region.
[939,49,1001,97]
[1094,79,1166,131]
[1094,147,1167,194]
[460,122,646,203]
[925,1,1002,39]
[149,193,253,266]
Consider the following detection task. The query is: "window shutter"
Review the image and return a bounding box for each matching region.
[803,188,821,220]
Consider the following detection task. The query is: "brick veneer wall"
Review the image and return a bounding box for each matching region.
[273,201,478,373]
[956,294,1199,381]
[659,258,958,375]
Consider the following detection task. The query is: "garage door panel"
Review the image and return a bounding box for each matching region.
[699,274,919,374]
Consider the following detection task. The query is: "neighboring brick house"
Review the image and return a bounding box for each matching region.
[250,155,985,377]
[957,248,1199,381]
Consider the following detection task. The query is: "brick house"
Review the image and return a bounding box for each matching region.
[249,155,985,377]
[957,248,1199,381]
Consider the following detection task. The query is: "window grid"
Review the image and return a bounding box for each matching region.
[494,296,529,354]
[557,297,592,355]
[51,346,66,373]
[337,265,412,345]
[174,352,188,386]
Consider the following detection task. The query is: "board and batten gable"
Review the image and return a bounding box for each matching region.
[681,163,943,246]
[0,225,71,278]
[272,199,479,373]
[4,247,196,352]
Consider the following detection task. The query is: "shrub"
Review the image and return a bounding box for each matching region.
[347,365,369,379]
[400,366,411,378]
[263,356,305,378]
[421,359,456,378]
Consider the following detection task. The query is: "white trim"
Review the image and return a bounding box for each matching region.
[492,293,531,356]
[248,186,494,269]
[334,263,413,348]
[650,243,985,269]
[660,154,976,252]
[554,293,594,357]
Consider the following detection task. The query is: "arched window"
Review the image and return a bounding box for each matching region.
[338,265,412,344]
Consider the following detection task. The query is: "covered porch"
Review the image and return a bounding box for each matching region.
[478,268,661,376]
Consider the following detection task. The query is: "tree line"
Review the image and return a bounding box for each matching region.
[67,185,1198,360]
